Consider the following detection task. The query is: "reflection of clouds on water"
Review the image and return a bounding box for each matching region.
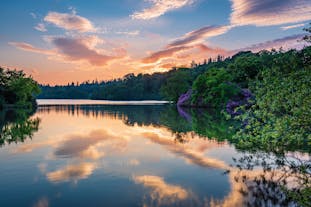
[15,129,128,160]
[46,162,97,183]
[133,175,189,205]
[33,197,49,207]
[15,129,129,183]
[128,159,140,166]
[142,132,228,170]
[53,129,127,159]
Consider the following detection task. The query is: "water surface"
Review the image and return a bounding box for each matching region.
[0,101,308,207]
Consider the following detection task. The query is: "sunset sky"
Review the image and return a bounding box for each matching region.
[1,0,310,85]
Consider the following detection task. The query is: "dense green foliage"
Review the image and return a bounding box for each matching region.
[0,67,40,109]
[160,70,192,102]
[233,47,311,154]
[192,68,240,108]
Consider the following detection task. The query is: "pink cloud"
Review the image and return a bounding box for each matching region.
[10,35,126,67]
[50,36,116,66]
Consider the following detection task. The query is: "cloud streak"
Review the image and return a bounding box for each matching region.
[167,25,230,48]
[230,0,311,26]
[281,23,306,30]
[8,42,54,55]
[131,0,193,20]
[141,25,229,65]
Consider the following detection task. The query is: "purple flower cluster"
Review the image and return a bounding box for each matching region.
[241,89,252,100]
[226,100,242,116]
[226,89,253,116]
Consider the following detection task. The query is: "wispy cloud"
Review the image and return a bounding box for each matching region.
[115,30,140,36]
[230,0,311,26]
[34,23,47,32]
[141,25,229,65]
[131,0,193,20]
[281,23,306,30]
[142,45,191,63]
[142,44,227,64]
[8,42,54,55]
[30,12,37,19]
[167,25,230,48]
[44,11,96,32]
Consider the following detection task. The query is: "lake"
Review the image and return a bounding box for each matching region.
[0,100,309,207]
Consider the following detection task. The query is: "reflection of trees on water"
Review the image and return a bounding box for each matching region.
[232,152,310,207]
[37,105,235,143]
[0,108,40,147]
[37,105,169,127]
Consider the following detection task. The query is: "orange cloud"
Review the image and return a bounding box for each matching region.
[142,43,227,65]
[44,11,95,32]
[230,0,311,26]
[131,0,193,20]
[140,25,229,67]
[142,45,191,63]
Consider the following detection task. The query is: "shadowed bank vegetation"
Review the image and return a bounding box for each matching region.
[0,108,40,147]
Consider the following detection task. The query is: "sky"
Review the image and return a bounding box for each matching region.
[0,0,310,85]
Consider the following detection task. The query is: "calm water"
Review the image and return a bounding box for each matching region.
[0,101,309,207]
[37,99,169,106]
